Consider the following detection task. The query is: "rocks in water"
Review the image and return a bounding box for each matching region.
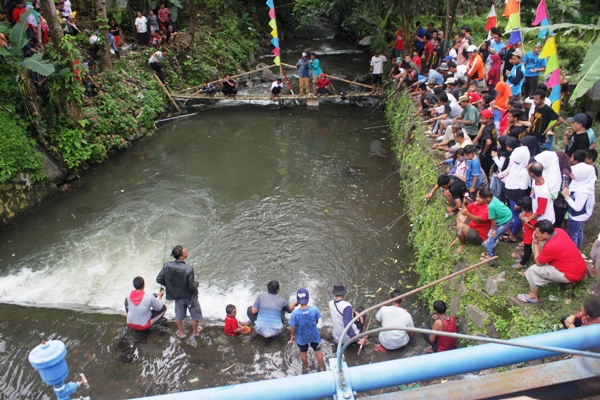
[369,140,388,160]
[345,166,366,176]
[262,68,278,82]
[40,147,66,183]
[65,173,79,182]
[356,73,372,84]
[255,63,269,70]
[358,36,373,47]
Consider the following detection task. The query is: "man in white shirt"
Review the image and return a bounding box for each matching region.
[369,51,387,95]
[527,162,555,224]
[270,78,283,100]
[374,289,414,352]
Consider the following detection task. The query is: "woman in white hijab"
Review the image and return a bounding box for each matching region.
[561,162,597,249]
[534,151,561,198]
[499,142,530,242]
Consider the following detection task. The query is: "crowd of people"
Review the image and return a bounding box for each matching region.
[393,22,600,308]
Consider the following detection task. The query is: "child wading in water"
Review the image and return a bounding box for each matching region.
[224,304,251,337]
[289,288,326,374]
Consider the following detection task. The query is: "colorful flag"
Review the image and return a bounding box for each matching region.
[266,0,274,8]
[540,35,556,58]
[546,68,561,88]
[545,53,559,75]
[274,56,280,66]
[272,47,280,56]
[503,0,520,17]
[504,13,520,31]
[268,8,275,19]
[271,38,279,47]
[485,4,497,31]
[533,0,548,25]
[548,84,561,103]
[538,18,550,38]
[508,29,522,45]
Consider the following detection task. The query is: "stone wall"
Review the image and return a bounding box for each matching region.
[0,180,55,226]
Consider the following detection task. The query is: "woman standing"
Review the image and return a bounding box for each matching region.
[147,10,159,35]
[562,162,597,249]
[134,11,148,46]
[109,17,122,48]
[500,139,530,243]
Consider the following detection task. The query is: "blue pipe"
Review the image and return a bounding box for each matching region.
[130,325,600,400]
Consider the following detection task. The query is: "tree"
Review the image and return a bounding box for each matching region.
[181,0,200,47]
[96,0,114,71]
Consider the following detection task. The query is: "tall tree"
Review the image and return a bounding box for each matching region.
[181,0,200,47]
[96,0,114,71]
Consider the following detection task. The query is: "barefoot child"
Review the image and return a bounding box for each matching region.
[289,288,326,374]
[512,196,537,269]
[224,304,251,337]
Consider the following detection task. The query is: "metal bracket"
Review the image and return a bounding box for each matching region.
[329,357,355,400]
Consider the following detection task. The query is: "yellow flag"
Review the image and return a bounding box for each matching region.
[271,28,278,38]
[552,100,560,114]
[274,56,281,66]
[269,18,277,29]
[540,36,556,59]
[504,13,520,32]
[545,53,559,75]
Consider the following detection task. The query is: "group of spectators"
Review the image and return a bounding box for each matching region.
[134,4,178,48]
[400,22,599,314]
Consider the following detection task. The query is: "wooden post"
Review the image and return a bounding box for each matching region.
[153,74,182,113]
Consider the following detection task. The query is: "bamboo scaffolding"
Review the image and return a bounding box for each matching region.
[279,62,373,89]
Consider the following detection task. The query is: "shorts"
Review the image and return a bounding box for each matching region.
[465,227,483,245]
[317,87,328,94]
[372,74,382,84]
[174,296,202,321]
[525,264,571,289]
[272,87,281,95]
[473,79,485,89]
[297,342,321,352]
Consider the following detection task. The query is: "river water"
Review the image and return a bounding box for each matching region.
[0,26,425,400]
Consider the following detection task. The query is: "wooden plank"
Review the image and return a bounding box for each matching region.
[279,62,373,90]
[172,93,380,101]
[153,74,181,112]
[173,65,279,94]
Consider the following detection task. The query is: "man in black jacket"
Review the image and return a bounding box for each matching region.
[157,245,201,338]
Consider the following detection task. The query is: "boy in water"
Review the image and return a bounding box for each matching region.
[224,304,251,337]
[289,288,326,374]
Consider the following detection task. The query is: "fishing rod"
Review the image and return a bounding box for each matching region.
[357,287,382,355]
[370,199,426,239]
[160,222,169,293]
[154,112,198,128]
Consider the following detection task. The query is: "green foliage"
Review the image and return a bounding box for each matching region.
[556,39,591,74]
[18,53,56,77]
[9,9,33,54]
[570,38,600,103]
[0,109,45,184]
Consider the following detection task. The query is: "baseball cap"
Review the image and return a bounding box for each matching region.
[439,63,449,71]
[444,56,453,62]
[467,45,478,52]
[458,95,469,102]
[512,49,523,58]
[445,144,460,158]
[445,77,457,85]
[301,52,307,56]
[297,288,309,305]
[481,109,493,119]
[572,113,588,125]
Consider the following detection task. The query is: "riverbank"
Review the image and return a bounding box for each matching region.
[387,93,595,341]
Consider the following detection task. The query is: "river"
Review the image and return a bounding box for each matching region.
[0,23,425,400]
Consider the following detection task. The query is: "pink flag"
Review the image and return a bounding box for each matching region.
[533,0,548,26]
[269,8,275,19]
[546,68,561,88]
[272,47,280,56]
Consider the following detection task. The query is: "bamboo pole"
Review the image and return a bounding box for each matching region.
[280,62,373,89]
[153,74,181,112]
[176,65,279,94]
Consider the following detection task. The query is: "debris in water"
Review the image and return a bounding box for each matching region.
[71,214,77,219]
[324,210,329,213]
[221,364,236,373]
[189,377,199,383]
[11,254,15,257]
[121,189,125,192]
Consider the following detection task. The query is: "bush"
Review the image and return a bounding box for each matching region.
[556,38,590,75]
[0,109,45,184]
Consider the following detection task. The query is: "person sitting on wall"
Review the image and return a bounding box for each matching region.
[422,300,457,353]
[517,220,587,304]
[450,187,491,254]
[125,276,167,331]
[561,297,600,328]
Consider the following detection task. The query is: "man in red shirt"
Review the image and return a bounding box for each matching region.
[314,73,335,96]
[422,34,434,68]
[422,300,457,353]
[452,188,491,254]
[393,28,405,59]
[518,220,587,304]
[12,1,26,24]
[157,3,170,31]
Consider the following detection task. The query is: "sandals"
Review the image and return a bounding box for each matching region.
[500,236,518,243]
[517,294,539,304]
[374,344,388,353]
[511,262,525,269]
[511,252,522,259]
[175,330,186,339]
[193,326,203,337]
[517,241,524,249]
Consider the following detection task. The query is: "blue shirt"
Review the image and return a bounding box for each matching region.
[297,58,310,78]
[466,157,482,189]
[289,305,322,345]
[253,293,289,338]
[489,40,505,57]
[415,27,426,49]
[523,51,547,77]
[308,59,322,76]
[428,69,444,85]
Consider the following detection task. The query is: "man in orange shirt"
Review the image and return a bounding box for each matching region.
[466,45,485,91]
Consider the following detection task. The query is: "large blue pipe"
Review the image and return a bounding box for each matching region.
[131,325,600,400]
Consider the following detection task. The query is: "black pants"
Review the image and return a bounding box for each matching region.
[520,243,533,266]
[421,323,438,352]
[523,76,538,99]
[138,31,149,46]
[561,314,582,329]
[554,205,568,229]
[150,62,165,83]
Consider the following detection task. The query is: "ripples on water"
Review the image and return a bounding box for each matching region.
[0,106,424,399]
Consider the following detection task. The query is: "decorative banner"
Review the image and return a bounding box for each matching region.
[549,84,561,103]
[274,56,281,65]
[269,18,277,29]
[266,0,280,66]
[533,0,548,25]
[268,8,275,18]
[544,53,559,75]
[485,4,497,31]
[538,18,549,38]
[503,0,520,17]
[546,68,561,87]
[272,47,280,56]
[271,38,279,47]
[505,13,520,31]
[508,29,522,45]
[271,28,278,38]
[540,35,556,58]
[266,0,274,8]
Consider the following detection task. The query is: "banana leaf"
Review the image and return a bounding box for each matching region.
[570,38,600,104]
[18,53,56,77]
[169,0,183,8]
[9,9,33,55]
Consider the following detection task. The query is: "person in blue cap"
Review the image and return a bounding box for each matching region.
[289,288,326,374]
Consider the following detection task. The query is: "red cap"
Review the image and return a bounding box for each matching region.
[480,109,493,119]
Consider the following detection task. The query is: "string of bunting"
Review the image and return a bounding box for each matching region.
[266,0,281,66]
[533,0,561,113]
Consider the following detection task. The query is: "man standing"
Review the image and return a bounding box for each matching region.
[156,245,202,338]
[517,220,587,304]
[296,52,310,95]
[489,28,506,58]
[478,109,498,176]
[522,43,546,99]
[374,289,414,352]
[466,45,485,90]
[157,3,170,32]
[369,51,387,94]
[506,49,525,97]
[289,288,326,374]
[248,280,297,338]
[530,89,564,146]
[125,276,167,331]
[422,34,434,68]
[528,162,555,224]
[564,113,591,157]
[329,281,366,345]
[393,28,405,59]
[455,32,470,66]
[308,53,322,88]
[422,300,457,353]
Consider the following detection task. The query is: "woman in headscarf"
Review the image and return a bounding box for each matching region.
[534,151,561,197]
[520,136,541,159]
[500,139,530,242]
[562,162,597,249]
[493,81,511,111]
[487,54,502,99]
[490,136,513,200]
[553,150,572,228]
